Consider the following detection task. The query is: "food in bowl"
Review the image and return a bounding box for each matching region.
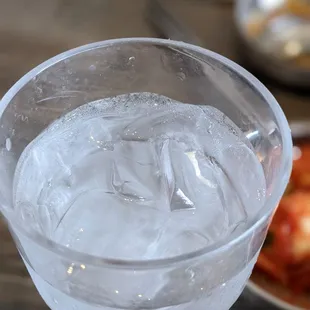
[253,138,310,306]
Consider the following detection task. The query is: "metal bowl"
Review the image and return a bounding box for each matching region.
[246,120,310,310]
[234,0,310,88]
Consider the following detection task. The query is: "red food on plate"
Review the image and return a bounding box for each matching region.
[256,143,310,294]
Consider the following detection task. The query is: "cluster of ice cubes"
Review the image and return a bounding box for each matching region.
[13,92,266,260]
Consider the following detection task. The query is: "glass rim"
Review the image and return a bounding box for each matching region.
[0,38,292,270]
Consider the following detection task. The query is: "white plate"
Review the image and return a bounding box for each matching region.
[247,280,305,310]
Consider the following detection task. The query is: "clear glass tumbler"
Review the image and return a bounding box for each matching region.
[0,38,292,310]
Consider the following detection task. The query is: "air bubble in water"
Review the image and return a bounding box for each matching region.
[5,138,11,151]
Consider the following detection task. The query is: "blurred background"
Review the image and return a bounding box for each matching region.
[1,0,310,309]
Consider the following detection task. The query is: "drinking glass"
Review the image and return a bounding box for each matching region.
[0,38,292,310]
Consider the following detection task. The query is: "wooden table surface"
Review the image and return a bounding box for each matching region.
[0,1,309,309]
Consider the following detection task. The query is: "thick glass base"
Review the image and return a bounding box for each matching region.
[24,255,257,310]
